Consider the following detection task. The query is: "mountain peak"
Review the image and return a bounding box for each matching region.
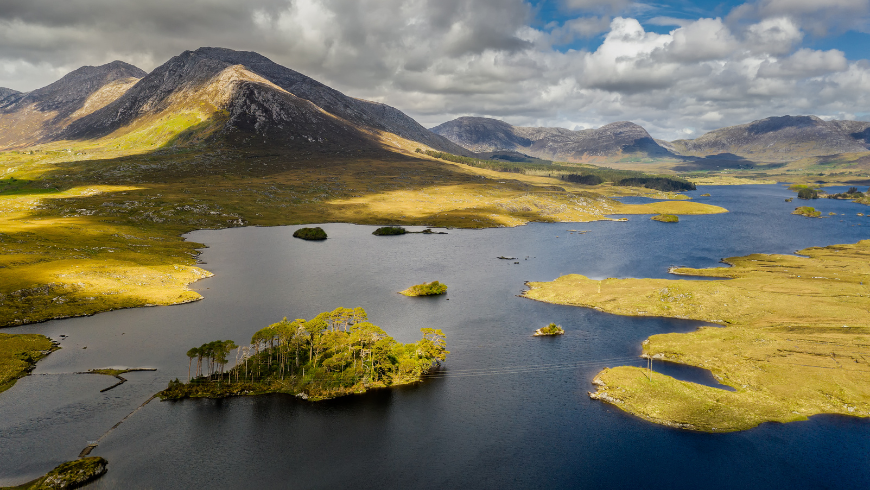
[0,60,146,149]
[56,47,469,155]
[433,116,671,161]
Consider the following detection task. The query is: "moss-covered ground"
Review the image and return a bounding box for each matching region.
[0,333,56,393]
[1,457,108,489]
[523,240,870,432]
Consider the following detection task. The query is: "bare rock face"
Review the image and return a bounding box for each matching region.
[431,116,673,161]
[0,87,21,102]
[61,47,469,155]
[671,115,870,161]
[0,61,145,149]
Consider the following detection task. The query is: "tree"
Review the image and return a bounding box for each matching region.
[186,348,198,381]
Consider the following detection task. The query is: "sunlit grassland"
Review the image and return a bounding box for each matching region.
[0,132,723,328]
[523,241,870,431]
[0,333,56,392]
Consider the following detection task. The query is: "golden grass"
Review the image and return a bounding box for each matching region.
[613,201,727,215]
[0,137,728,328]
[0,333,55,393]
[523,240,870,432]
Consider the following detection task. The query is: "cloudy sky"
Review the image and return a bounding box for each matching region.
[1,0,868,139]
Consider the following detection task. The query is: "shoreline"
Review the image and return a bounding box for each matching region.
[522,240,870,432]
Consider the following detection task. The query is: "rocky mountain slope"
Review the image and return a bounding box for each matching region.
[58,47,468,155]
[431,117,673,162]
[670,115,870,162]
[429,117,532,153]
[0,61,145,149]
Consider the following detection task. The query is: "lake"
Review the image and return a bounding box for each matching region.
[2,184,869,488]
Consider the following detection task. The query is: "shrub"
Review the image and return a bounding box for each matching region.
[797,188,818,199]
[534,323,565,336]
[293,227,327,240]
[400,281,448,297]
[651,214,679,223]
[560,174,604,185]
[793,206,821,218]
[373,226,407,236]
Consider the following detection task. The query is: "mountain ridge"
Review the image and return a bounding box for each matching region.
[0,61,146,149]
[431,116,673,162]
[58,47,468,155]
[433,114,870,163]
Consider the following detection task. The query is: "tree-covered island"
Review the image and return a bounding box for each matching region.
[159,307,448,401]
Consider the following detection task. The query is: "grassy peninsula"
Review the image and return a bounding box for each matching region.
[523,240,870,432]
[3,457,108,490]
[159,307,448,401]
[0,333,56,393]
[399,281,448,297]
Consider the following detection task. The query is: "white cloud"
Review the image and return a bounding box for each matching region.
[0,0,868,140]
[731,0,870,36]
[758,48,848,78]
[744,17,803,55]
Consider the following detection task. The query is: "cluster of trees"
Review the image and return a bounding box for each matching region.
[186,340,237,380]
[166,307,449,400]
[560,174,604,185]
[826,187,866,199]
[615,177,696,192]
[797,187,819,199]
[416,148,532,173]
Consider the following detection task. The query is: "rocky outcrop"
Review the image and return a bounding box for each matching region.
[31,457,108,489]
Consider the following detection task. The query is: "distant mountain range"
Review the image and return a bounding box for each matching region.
[2,48,869,164]
[431,115,870,163]
[0,47,467,156]
[430,116,670,162]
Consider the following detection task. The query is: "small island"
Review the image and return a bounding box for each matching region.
[293,227,327,240]
[372,227,447,236]
[793,206,821,218]
[159,307,448,401]
[533,323,564,336]
[651,214,679,223]
[700,193,711,197]
[373,226,407,236]
[399,281,448,297]
[12,457,108,489]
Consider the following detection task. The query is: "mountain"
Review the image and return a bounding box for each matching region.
[0,61,146,149]
[57,47,468,155]
[671,115,870,162]
[430,116,673,162]
[0,87,21,101]
[429,117,532,153]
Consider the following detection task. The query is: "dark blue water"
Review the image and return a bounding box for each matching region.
[2,184,869,488]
